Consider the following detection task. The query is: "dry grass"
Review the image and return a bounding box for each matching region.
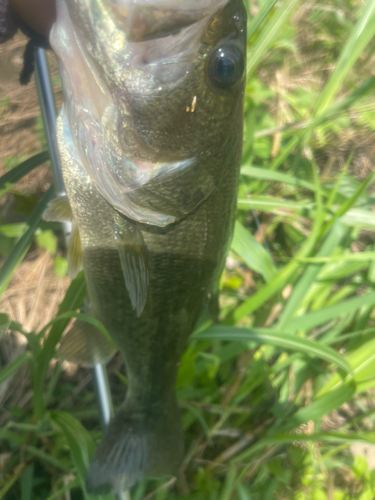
[0,33,62,169]
[0,35,69,414]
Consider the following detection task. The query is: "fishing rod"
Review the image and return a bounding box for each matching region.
[35,47,130,500]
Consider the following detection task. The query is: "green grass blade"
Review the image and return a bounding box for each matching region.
[226,163,324,324]
[237,196,314,215]
[299,252,375,264]
[0,151,49,197]
[231,221,276,282]
[241,165,323,194]
[321,172,375,236]
[33,272,86,420]
[39,311,116,349]
[288,292,375,332]
[0,352,31,385]
[20,465,33,500]
[194,326,352,375]
[313,0,375,117]
[237,198,375,229]
[341,208,375,229]
[326,154,352,210]
[51,411,116,500]
[289,382,356,428]
[237,484,252,500]
[247,0,299,78]
[0,313,10,340]
[247,0,278,41]
[310,76,375,131]
[44,479,80,500]
[220,464,237,500]
[26,445,70,472]
[319,336,375,397]
[236,431,375,462]
[0,185,55,300]
[0,469,23,499]
[276,221,345,329]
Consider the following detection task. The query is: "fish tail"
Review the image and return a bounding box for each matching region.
[86,399,184,495]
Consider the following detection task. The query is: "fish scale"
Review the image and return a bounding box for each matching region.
[48,0,246,494]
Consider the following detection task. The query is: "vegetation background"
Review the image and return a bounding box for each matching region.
[1,0,375,498]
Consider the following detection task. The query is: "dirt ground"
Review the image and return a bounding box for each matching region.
[0,35,69,385]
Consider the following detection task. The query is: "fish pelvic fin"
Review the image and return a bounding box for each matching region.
[43,195,73,223]
[67,223,83,278]
[58,319,116,367]
[112,215,149,318]
[86,400,184,495]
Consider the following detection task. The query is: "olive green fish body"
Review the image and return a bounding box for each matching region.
[50,0,246,494]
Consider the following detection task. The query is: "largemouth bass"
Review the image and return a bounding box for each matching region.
[47,0,246,494]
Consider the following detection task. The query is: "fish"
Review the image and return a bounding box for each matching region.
[46,0,246,494]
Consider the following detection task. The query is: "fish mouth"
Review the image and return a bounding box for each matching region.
[104,0,229,42]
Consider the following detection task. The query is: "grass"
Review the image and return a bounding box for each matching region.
[1,0,375,499]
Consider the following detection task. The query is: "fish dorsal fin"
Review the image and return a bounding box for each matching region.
[43,195,73,223]
[58,319,117,367]
[67,223,83,279]
[113,215,149,318]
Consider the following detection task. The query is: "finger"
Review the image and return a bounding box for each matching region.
[9,0,56,36]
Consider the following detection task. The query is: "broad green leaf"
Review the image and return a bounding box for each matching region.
[35,229,58,254]
[194,326,352,375]
[0,223,27,238]
[0,185,55,300]
[0,151,49,197]
[231,220,276,282]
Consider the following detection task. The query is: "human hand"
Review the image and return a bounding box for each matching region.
[9,0,56,36]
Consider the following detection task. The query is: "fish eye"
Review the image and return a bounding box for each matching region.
[208,45,245,89]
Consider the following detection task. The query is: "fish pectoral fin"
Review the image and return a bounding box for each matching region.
[58,319,117,367]
[43,195,73,223]
[113,217,149,318]
[141,158,216,216]
[67,223,83,279]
